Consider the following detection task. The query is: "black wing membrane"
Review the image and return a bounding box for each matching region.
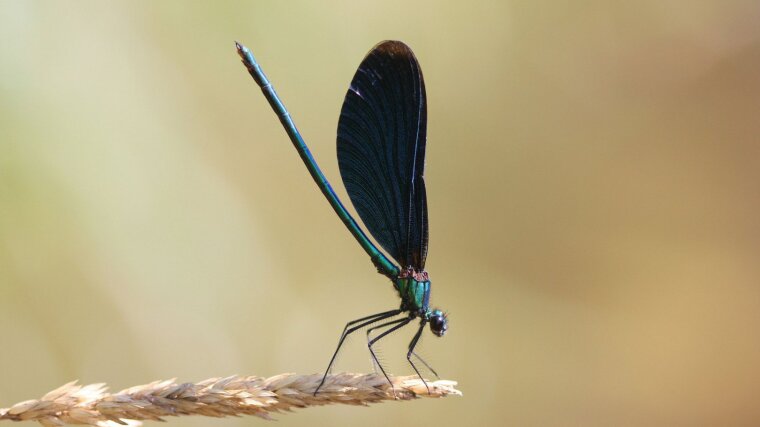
[337,40,429,270]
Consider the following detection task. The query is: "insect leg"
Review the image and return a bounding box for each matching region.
[411,351,439,379]
[406,320,431,394]
[368,316,414,397]
[366,317,409,373]
[314,309,402,395]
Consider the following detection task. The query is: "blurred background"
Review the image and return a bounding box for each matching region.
[2,1,760,426]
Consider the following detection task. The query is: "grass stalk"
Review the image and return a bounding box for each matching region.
[0,373,461,425]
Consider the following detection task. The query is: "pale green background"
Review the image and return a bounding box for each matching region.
[2,1,760,426]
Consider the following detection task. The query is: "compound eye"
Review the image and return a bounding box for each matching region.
[430,313,448,337]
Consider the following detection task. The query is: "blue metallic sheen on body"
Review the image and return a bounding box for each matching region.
[395,276,431,314]
[236,42,400,280]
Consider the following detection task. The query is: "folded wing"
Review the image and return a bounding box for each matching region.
[337,40,429,270]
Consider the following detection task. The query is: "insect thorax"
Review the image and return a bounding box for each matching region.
[395,267,430,313]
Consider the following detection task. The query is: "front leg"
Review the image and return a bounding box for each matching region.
[411,351,440,378]
[406,319,430,394]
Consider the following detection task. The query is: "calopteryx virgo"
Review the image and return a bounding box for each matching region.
[236,40,447,396]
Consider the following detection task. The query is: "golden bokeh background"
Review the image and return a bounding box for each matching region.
[2,1,760,426]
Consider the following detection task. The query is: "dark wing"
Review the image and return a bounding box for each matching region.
[337,40,429,270]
